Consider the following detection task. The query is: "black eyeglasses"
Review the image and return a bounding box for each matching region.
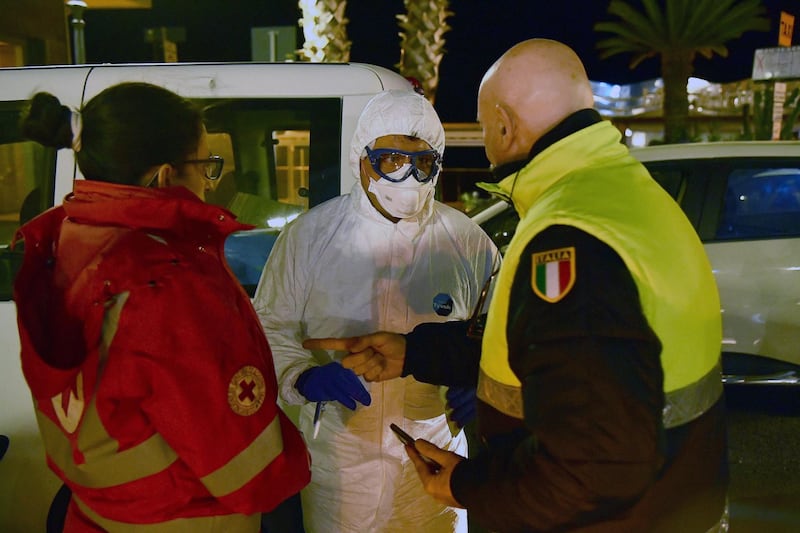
[182,155,224,181]
[466,263,501,340]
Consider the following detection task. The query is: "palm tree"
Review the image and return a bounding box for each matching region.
[298,0,351,62]
[595,0,770,143]
[396,0,453,104]
[297,0,451,103]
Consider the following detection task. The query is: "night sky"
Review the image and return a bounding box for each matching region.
[83,0,800,122]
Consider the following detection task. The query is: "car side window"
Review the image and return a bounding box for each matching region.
[0,101,57,302]
[715,167,800,240]
[645,160,713,222]
[480,205,519,256]
[648,167,686,203]
[197,98,341,295]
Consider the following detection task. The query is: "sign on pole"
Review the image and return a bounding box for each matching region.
[752,46,800,80]
[772,81,787,140]
[780,11,795,47]
[768,12,794,139]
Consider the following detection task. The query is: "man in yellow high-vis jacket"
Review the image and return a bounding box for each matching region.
[305,39,728,533]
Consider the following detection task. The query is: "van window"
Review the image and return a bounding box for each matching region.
[0,101,56,301]
[0,97,341,301]
[716,167,800,240]
[198,98,341,294]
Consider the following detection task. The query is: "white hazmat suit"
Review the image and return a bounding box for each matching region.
[253,90,498,532]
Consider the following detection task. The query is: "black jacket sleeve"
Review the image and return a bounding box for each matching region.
[402,320,481,387]
[450,225,665,532]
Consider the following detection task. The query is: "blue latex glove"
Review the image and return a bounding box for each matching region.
[446,386,477,428]
[295,363,372,410]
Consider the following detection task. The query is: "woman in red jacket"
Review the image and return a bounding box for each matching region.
[14,82,310,532]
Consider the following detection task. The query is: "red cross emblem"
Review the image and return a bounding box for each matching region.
[239,379,256,402]
[228,366,266,416]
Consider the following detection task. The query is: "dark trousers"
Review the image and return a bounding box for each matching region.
[49,484,306,533]
[261,492,305,533]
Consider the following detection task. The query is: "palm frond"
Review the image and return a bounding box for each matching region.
[709,1,770,40]
[683,0,741,38]
[640,0,666,35]
[696,46,726,60]
[594,21,655,46]
[664,0,691,41]
[674,0,768,45]
[709,45,729,58]
[629,51,657,70]
[604,0,666,42]
[596,36,652,59]
[597,0,769,60]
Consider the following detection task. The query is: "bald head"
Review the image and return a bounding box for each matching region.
[478,39,595,166]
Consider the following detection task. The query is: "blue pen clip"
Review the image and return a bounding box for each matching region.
[312,401,326,439]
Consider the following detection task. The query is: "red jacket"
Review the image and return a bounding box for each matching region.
[14,180,310,531]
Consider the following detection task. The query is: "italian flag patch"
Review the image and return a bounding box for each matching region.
[532,247,576,303]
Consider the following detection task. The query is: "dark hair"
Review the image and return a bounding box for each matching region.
[20,82,203,186]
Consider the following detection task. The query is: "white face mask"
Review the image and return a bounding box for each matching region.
[367,164,435,219]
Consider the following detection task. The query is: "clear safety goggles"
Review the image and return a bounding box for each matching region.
[365,147,441,183]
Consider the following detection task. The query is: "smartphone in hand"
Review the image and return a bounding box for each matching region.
[389,423,442,473]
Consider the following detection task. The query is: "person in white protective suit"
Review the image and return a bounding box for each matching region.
[252,89,499,533]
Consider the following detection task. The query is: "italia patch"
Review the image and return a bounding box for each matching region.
[228,366,266,416]
[532,246,576,303]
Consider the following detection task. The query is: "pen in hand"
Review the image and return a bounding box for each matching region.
[313,401,326,439]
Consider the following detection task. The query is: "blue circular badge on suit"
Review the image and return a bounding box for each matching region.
[432,293,454,316]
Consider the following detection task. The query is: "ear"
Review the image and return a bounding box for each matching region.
[495,103,515,150]
[153,163,176,188]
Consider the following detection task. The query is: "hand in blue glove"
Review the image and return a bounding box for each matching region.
[446,386,477,428]
[295,362,372,410]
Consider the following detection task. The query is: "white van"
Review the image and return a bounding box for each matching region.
[0,61,411,532]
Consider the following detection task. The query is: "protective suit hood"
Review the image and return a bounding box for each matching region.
[349,90,445,181]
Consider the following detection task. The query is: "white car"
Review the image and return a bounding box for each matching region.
[470,141,800,385]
